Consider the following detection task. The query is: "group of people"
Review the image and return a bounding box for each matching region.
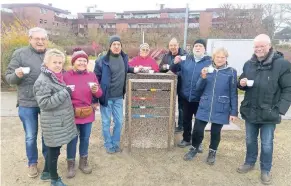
[5,26,291,186]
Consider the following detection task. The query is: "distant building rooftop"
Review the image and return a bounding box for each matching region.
[1,3,70,14]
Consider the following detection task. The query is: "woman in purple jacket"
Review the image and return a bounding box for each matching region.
[64,48,103,178]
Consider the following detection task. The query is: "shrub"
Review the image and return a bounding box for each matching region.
[64,45,102,56]
[1,20,64,87]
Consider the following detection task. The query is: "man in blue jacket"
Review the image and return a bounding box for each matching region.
[94,35,138,154]
[170,39,211,149]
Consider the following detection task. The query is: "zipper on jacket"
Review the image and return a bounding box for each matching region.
[208,70,219,122]
[188,62,197,102]
[256,70,262,122]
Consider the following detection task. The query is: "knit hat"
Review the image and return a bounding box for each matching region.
[71,48,88,65]
[193,39,206,49]
[109,35,121,47]
[139,43,150,50]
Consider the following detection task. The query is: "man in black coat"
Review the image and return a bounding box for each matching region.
[159,38,186,133]
[237,34,291,185]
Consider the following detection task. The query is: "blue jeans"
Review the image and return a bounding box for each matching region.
[18,106,47,166]
[100,98,123,150]
[67,123,92,159]
[244,122,276,172]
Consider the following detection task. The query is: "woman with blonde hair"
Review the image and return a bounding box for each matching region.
[34,48,77,186]
[183,47,238,165]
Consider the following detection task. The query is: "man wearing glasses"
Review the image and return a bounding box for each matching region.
[237,34,291,185]
[5,27,48,178]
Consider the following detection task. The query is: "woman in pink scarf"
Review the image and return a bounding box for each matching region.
[64,48,102,178]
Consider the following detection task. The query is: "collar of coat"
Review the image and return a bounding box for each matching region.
[250,48,275,66]
[168,47,185,56]
[40,65,66,86]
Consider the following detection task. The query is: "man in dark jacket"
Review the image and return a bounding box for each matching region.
[94,35,138,154]
[170,39,211,149]
[5,27,49,178]
[237,34,291,185]
[159,38,186,132]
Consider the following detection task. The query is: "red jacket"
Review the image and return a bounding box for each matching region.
[63,70,102,124]
[129,55,159,72]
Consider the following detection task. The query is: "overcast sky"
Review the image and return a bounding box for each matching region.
[1,0,289,14]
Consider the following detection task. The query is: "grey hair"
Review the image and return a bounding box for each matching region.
[28,27,48,38]
[43,49,65,65]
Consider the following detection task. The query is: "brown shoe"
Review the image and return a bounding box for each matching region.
[79,156,92,174]
[237,164,254,173]
[27,164,38,178]
[66,159,76,178]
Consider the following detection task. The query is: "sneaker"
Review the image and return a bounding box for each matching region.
[183,147,198,161]
[51,177,67,186]
[106,147,116,154]
[28,164,38,178]
[114,146,122,153]
[261,171,272,185]
[40,172,50,181]
[237,164,255,173]
[206,149,216,165]
[198,144,203,153]
[175,126,183,133]
[177,140,191,148]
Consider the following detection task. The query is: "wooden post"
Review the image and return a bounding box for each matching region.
[128,80,132,152]
[168,80,174,150]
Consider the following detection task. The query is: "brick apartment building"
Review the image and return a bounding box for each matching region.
[1,3,263,38]
[1,3,76,35]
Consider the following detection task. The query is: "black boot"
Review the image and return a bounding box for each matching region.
[198,144,203,153]
[206,149,216,165]
[183,146,198,161]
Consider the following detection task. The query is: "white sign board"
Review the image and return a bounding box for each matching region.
[206,39,254,75]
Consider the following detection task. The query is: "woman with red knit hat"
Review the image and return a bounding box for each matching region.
[63,48,103,178]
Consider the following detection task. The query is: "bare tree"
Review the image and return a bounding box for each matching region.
[253,4,291,37]
[211,4,265,39]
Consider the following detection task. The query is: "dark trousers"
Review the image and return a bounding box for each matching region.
[43,146,61,180]
[192,119,223,150]
[182,99,199,142]
[177,95,184,128]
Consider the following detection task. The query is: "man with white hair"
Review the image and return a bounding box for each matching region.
[5,27,49,178]
[237,34,291,185]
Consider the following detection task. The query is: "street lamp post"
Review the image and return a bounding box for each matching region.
[183,3,189,50]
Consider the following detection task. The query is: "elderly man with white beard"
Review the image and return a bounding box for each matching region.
[170,39,212,150]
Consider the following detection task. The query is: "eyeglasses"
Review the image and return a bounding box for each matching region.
[141,48,149,52]
[31,37,47,42]
[254,44,268,49]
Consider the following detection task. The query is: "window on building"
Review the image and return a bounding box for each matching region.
[39,19,43,24]
[44,20,47,24]
[53,22,55,26]
[56,23,59,26]
[40,8,47,14]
